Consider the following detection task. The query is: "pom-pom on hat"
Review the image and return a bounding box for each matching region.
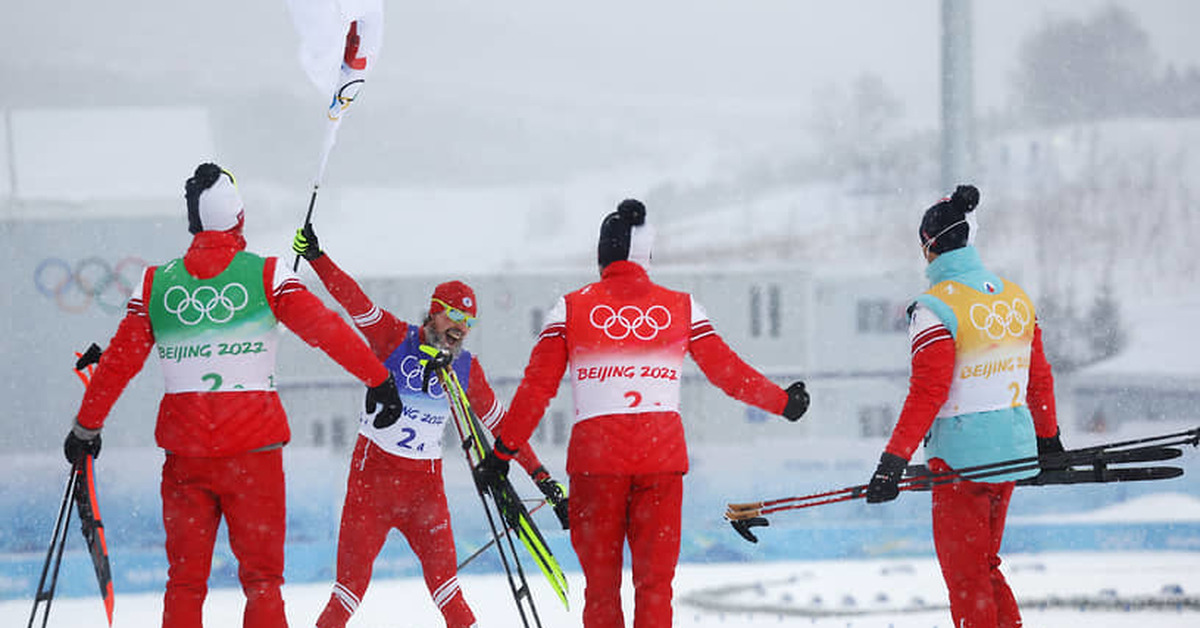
[597,198,655,269]
[919,184,980,255]
[429,280,477,318]
[185,163,244,235]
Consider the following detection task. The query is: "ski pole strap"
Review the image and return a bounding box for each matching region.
[495,438,520,462]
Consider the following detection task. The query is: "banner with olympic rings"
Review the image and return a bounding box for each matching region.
[33,257,147,315]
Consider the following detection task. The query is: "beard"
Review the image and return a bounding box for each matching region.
[424,322,465,359]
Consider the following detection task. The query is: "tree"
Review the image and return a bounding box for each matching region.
[1013,5,1156,125]
[807,72,911,190]
[1085,278,1126,362]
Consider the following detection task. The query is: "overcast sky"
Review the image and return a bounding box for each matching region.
[7,1,1200,131]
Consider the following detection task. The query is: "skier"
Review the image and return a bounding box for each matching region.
[863,185,1065,628]
[475,199,811,628]
[61,163,404,628]
[292,223,567,628]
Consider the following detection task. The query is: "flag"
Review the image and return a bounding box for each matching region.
[285,0,384,120]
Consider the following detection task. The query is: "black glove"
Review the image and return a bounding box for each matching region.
[365,374,404,429]
[476,449,511,493]
[532,466,570,530]
[782,381,810,421]
[418,345,453,393]
[64,424,102,465]
[865,452,907,504]
[1037,429,1068,471]
[292,223,324,261]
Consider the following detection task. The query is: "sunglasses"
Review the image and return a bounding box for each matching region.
[432,297,476,328]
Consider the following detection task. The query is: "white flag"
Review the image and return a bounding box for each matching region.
[286,0,383,119]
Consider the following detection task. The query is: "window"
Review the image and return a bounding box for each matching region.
[749,286,763,337]
[856,299,907,334]
[330,417,348,448]
[768,284,781,337]
[530,307,544,338]
[750,284,782,338]
[858,405,895,438]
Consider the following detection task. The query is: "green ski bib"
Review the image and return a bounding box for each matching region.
[148,253,280,393]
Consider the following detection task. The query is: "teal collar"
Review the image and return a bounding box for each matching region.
[925,246,984,285]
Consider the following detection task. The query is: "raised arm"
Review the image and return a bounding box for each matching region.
[294,224,408,359]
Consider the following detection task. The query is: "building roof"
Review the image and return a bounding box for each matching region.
[2,107,214,219]
[1073,297,1200,388]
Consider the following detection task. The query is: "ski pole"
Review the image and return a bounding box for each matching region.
[438,363,544,627]
[458,499,548,571]
[728,427,1200,519]
[441,363,570,608]
[27,462,79,628]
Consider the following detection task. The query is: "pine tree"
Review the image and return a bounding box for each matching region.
[1085,279,1126,363]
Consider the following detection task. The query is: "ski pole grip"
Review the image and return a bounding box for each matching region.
[76,343,103,370]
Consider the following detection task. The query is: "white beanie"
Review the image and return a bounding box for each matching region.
[185,163,244,234]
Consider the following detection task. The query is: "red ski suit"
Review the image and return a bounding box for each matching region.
[497,261,791,628]
[75,230,391,628]
[307,254,544,628]
[883,278,1058,626]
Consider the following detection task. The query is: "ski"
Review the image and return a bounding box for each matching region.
[72,344,115,626]
[725,426,1198,543]
[905,462,1184,487]
[425,350,569,624]
[29,345,113,627]
[445,363,569,608]
[73,454,115,625]
[1017,465,1184,485]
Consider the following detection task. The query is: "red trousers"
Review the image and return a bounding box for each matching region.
[569,472,683,628]
[930,460,1021,628]
[160,449,287,628]
[316,437,474,628]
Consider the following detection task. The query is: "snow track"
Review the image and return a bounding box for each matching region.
[677,553,1200,620]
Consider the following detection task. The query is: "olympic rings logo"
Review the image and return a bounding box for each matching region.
[399,355,444,398]
[162,283,249,325]
[589,304,672,341]
[969,298,1032,340]
[34,257,147,315]
[328,78,365,120]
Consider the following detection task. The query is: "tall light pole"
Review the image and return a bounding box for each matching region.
[941,0,975,189]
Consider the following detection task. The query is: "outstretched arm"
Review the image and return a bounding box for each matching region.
[467,357,546,475]
[495,302,569,456]
[687,298,788,415]
[268,259,389,387]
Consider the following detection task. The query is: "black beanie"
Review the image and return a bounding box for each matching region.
[597,199,653,268]
[185,163,243,235]
[919,184,980,254]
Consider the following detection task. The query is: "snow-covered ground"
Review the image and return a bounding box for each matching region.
[11,551,1198,627]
